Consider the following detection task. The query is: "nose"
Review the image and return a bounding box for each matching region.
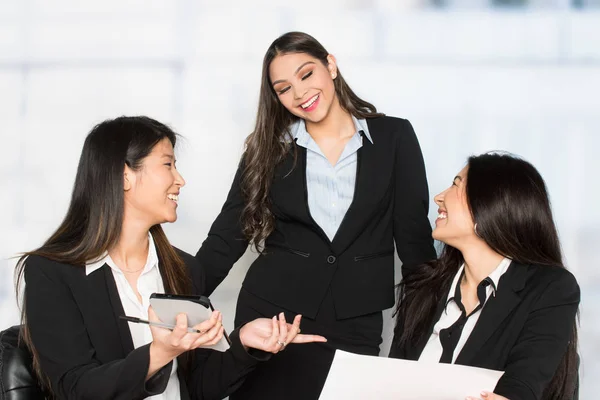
[293,83,307,100]
[174,168,186,188]
[434,189,446,207]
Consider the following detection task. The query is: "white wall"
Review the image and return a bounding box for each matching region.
[1,0,598,397]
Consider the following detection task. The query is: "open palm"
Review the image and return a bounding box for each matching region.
[239,313,327,354]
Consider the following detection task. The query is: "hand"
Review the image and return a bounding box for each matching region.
[239,312,327,354]
[148,306,224,360]
[466,391,509,400]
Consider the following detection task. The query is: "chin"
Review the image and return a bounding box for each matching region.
[432,230,447,243]
[163,214,178,223]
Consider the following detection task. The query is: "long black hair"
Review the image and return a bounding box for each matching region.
[241,31,384,251]
[15,116,192,393]
[394,152,578,400]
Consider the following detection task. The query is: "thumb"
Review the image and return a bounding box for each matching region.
[148,305,160,322]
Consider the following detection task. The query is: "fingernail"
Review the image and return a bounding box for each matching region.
[481,392,488,398]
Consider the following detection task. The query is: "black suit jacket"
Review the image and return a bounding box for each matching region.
[197,116,437,319]
[24,250,266,400]
[389,262,580,400]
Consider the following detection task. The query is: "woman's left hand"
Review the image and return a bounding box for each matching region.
[466,391,509,400]
[239,312,327,354]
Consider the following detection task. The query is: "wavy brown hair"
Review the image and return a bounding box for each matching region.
[14,116,192,395]
[394,152,579,400]
[241,31,384,251]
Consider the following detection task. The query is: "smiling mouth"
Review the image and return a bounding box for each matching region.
[167,194,179,203]
[436,211,447,220]
[300,94,319,109]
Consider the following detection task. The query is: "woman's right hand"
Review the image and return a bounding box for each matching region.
[146,306,224,378]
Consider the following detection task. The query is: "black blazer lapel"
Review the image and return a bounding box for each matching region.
[413,284,452,360]
[82,265,135,360]
[455,261,529,365]
[332,134,392,255]
[299,145,334,244]
[103,266,136,356]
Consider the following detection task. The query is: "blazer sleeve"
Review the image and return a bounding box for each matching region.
[494,272,580,400]
[392,119,437,278]
[24,259,171,400]
[196,162,249,296]
[188,329,270,400]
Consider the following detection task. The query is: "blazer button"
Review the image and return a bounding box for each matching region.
[327,255,336,264]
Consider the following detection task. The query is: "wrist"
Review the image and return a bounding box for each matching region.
[148,342,177,378]
[238,325,249,351]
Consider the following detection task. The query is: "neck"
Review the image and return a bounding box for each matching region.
[460,239,504,290]
[305,96,355,140]
[109,212,151,270]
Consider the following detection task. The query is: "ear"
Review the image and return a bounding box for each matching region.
[326,54,338,79]
[123,165,134,191]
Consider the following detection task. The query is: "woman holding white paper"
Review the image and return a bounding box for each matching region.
[14,116,325,400]
[390,152,580,400]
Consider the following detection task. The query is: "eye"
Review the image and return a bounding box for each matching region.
[164,163,172,167]
[278,86,291,95]
[301,71,313,80]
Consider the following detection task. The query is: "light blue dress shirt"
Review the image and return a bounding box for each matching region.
[289,116,372,241]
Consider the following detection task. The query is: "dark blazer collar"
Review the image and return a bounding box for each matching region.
[454,260,529,364]
[406,260,530,362]
[85,264,135,358]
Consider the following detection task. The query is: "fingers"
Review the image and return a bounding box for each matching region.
[194,310,220,334]
[283,314,302,346]
[277,312,288,350]
[284,315,327,344]
[290,333,327,343]
[148,306,160,322]
[169,313,190,346]
[194,313,224,348]
[465,391,502,400]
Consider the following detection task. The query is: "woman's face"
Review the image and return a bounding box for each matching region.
[269,52,338,124]
[432,166,477,248]
[124,137,186,227]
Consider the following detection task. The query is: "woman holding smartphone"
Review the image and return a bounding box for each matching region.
[15,116,325,400]
[196,31,437,399]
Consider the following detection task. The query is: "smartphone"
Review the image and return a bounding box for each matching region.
[149,293,231,351]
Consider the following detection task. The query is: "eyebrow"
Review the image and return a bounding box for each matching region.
[161,154,174,159]
[271,61,316,86]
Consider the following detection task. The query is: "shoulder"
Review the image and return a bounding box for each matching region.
[366,116,420,148]
[22,254,83,289]
[366,115,412,134]
[24,254,78,277]
[524,263,580,305]
[173,247,205,295]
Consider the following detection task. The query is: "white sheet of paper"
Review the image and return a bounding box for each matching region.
[319,350,504,400]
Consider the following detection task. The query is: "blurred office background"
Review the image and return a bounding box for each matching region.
[1,0,598,397]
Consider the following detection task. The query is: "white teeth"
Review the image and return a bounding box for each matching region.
[167,194,179,202]
[437,213,447,219]
[301,94,319,109]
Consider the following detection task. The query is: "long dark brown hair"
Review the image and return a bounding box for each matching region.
[241,31,384,250]
[14,116,192,394]
[394,152,579,400]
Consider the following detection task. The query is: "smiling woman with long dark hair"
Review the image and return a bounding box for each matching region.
[195,31,437,399]
[14,116,324,400]
[391,152,580,400]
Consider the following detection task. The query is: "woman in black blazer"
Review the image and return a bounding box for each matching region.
[196,31,437,399]
[15,116,324,400]
[390,152,580,400]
